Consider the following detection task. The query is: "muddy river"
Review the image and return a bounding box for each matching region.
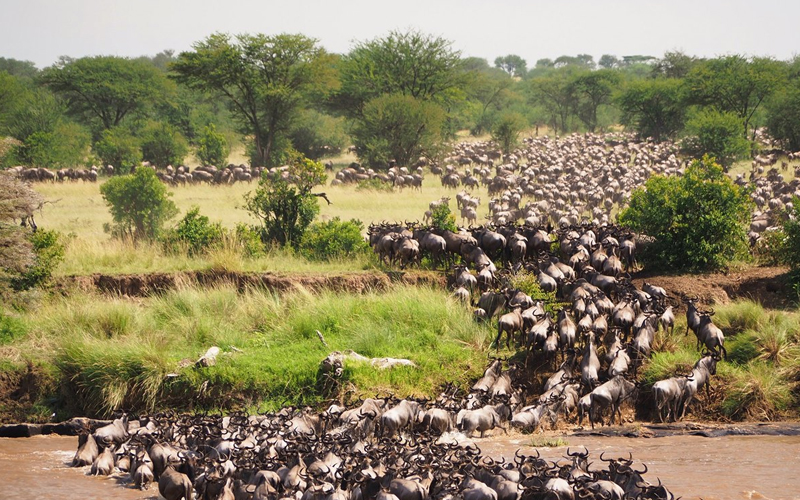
[1,433,798,500]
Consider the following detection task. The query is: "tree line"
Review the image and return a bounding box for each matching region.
[2,32,800,172]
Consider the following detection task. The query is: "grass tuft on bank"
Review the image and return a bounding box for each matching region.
[4,284,492,419]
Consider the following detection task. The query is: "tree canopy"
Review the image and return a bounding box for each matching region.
[685,55,786,137]
[41,56,169,133]
[171,33,332,167]
[335,30,464,117]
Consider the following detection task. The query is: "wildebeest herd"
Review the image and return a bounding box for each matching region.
[70,394,675,500]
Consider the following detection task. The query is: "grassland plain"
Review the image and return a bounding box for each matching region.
[32,169,487,275]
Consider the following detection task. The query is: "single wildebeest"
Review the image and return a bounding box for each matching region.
[588,375,637,429]
[379,400,422,437]
[495,308,524,350]
[72,432,99,467]
[652,375,690,423]
[158,454,194,500]
[457,403,510,438]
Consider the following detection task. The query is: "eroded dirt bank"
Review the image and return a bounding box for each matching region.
[55,269,447,296]
[52,266,792,308]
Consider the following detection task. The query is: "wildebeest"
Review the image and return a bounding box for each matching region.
[588,375,637,429]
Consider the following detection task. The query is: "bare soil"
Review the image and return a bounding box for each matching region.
[630,265,793,310]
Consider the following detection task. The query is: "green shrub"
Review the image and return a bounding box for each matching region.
[356,177,393,192]
[162,207,225,256]
[753,228,788,266]
[618,155,752,271]
[94,127,141,172]
[140,121,189,168]
[431,203,458,233]
[244,154,326,247]
[233,223,265,257]
[682,109,750,168]
[100,167,178,241]
[196,123,229,167]
[10,229,65,291]
[491,112,527,154]
[299,217,369,261]
[782,198,800,273]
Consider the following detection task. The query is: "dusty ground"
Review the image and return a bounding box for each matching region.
[630,265,793,310]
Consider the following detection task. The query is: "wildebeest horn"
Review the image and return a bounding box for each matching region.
[635,463,648,474]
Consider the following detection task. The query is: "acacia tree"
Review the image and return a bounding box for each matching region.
[571,69,620,132]
[685,55,786,137]
[617,78,686,141]
[335,30,464,167]
[529,68,578,134]
[494,55,527,78]
[41,56,168,133]
[171,33,332,167]
[336,30,464,116]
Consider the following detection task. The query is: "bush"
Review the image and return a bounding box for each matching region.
[431,203,458,233]
[682,109,750,169]
[244,154,326,247]
[94,127,141,172]
[233,223,266,258]
[781,198,800,272]
[100,167,178,241]
[289,110,348,160]
[618,155,752,271]
[491,112,527,154]
[300,218,369,261]
[351,93,446,168]
[10,229,65,291]
[140,121,189,168]
[162,207,225,256]
[355,178,393,192]
[196,123,229,167]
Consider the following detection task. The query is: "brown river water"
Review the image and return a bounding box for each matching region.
[1,433,798,500]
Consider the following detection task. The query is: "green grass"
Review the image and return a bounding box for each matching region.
[3,284,493,418]
[527,436,569,447]
[642,300,800,421]
[32,171,493,276]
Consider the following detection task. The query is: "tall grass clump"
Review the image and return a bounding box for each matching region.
[720,361,795,420]
[712,300,766,335]
[15,284,492,417]
[55,339,171,417]
[641,347,698,386]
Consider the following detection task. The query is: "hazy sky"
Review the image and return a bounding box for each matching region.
[2,0,798,69]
